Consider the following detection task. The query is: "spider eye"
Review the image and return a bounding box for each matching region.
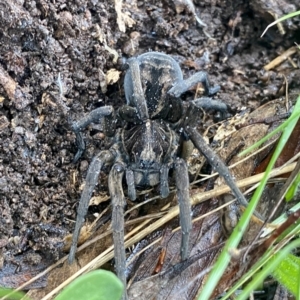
[140,160,154,168]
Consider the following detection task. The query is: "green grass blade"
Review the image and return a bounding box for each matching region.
[221,220,300,299]
[0,288,29,300]
[236,239,300,300]
[198,96,300,300]
[261,11,300,37]
[285,172,300,201]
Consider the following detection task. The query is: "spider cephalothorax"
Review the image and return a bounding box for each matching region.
[68,52,250,300]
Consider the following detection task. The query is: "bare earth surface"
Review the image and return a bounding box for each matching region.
[0,0,299,299]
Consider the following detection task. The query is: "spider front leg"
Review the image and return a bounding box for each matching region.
[108,162,128,299]
[174,158,192,260]
[192,97,229,117]
[168,71,220,98]
[125,58,149,121]
[68,150,114,264]
[71,106,115,162]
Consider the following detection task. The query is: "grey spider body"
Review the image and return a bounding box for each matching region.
[68,52,250,299]
[121,119,178,188]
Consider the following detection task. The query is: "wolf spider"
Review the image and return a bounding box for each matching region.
[68,52,250,299]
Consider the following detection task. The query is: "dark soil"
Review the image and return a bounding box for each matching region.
[0,0,299,298]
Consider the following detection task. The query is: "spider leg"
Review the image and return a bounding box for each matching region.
[174,158,192,260]
[108,162,128,299]
[68,150,114,264]
[160,164,170,198]
[168,71,220,98]
[126,58,149,121]
[125,169,136,201]
[72,106,115,162]
[185,126,255,212]
[192,97,228,114]
[181,139,194,161]
[191,97,231,120]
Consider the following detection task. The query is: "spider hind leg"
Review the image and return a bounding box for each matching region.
[175,157,192,260]
[68,150,114,264]
[109,162,128,299]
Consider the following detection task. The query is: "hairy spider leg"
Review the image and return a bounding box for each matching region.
[71,106,114,162]
[160,164,170,198]
[127,58,149,121]
[181,102,251,207]
[109,162,128,300]
[192,97,227,113]
[68,150,114,263]
[186,125,247,205]
[168,71,220,98]
[175,158,192,260]
[185,120,263,220]
[125,169,136,200]
[191,97,230,120]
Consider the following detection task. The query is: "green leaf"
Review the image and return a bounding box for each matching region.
[55,270,124,300]
[0,288,29,300]
[271,253,300,297]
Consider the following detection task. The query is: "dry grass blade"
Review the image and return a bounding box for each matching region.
[36,161,297,299]
[0,161,292,300]
[1,162,296,300]
[2,162,295,300]
[263,46,297,71]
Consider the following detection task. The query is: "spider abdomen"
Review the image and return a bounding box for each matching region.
[124,52,183,119]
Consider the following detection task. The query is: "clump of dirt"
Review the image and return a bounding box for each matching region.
[0,0,299,297]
